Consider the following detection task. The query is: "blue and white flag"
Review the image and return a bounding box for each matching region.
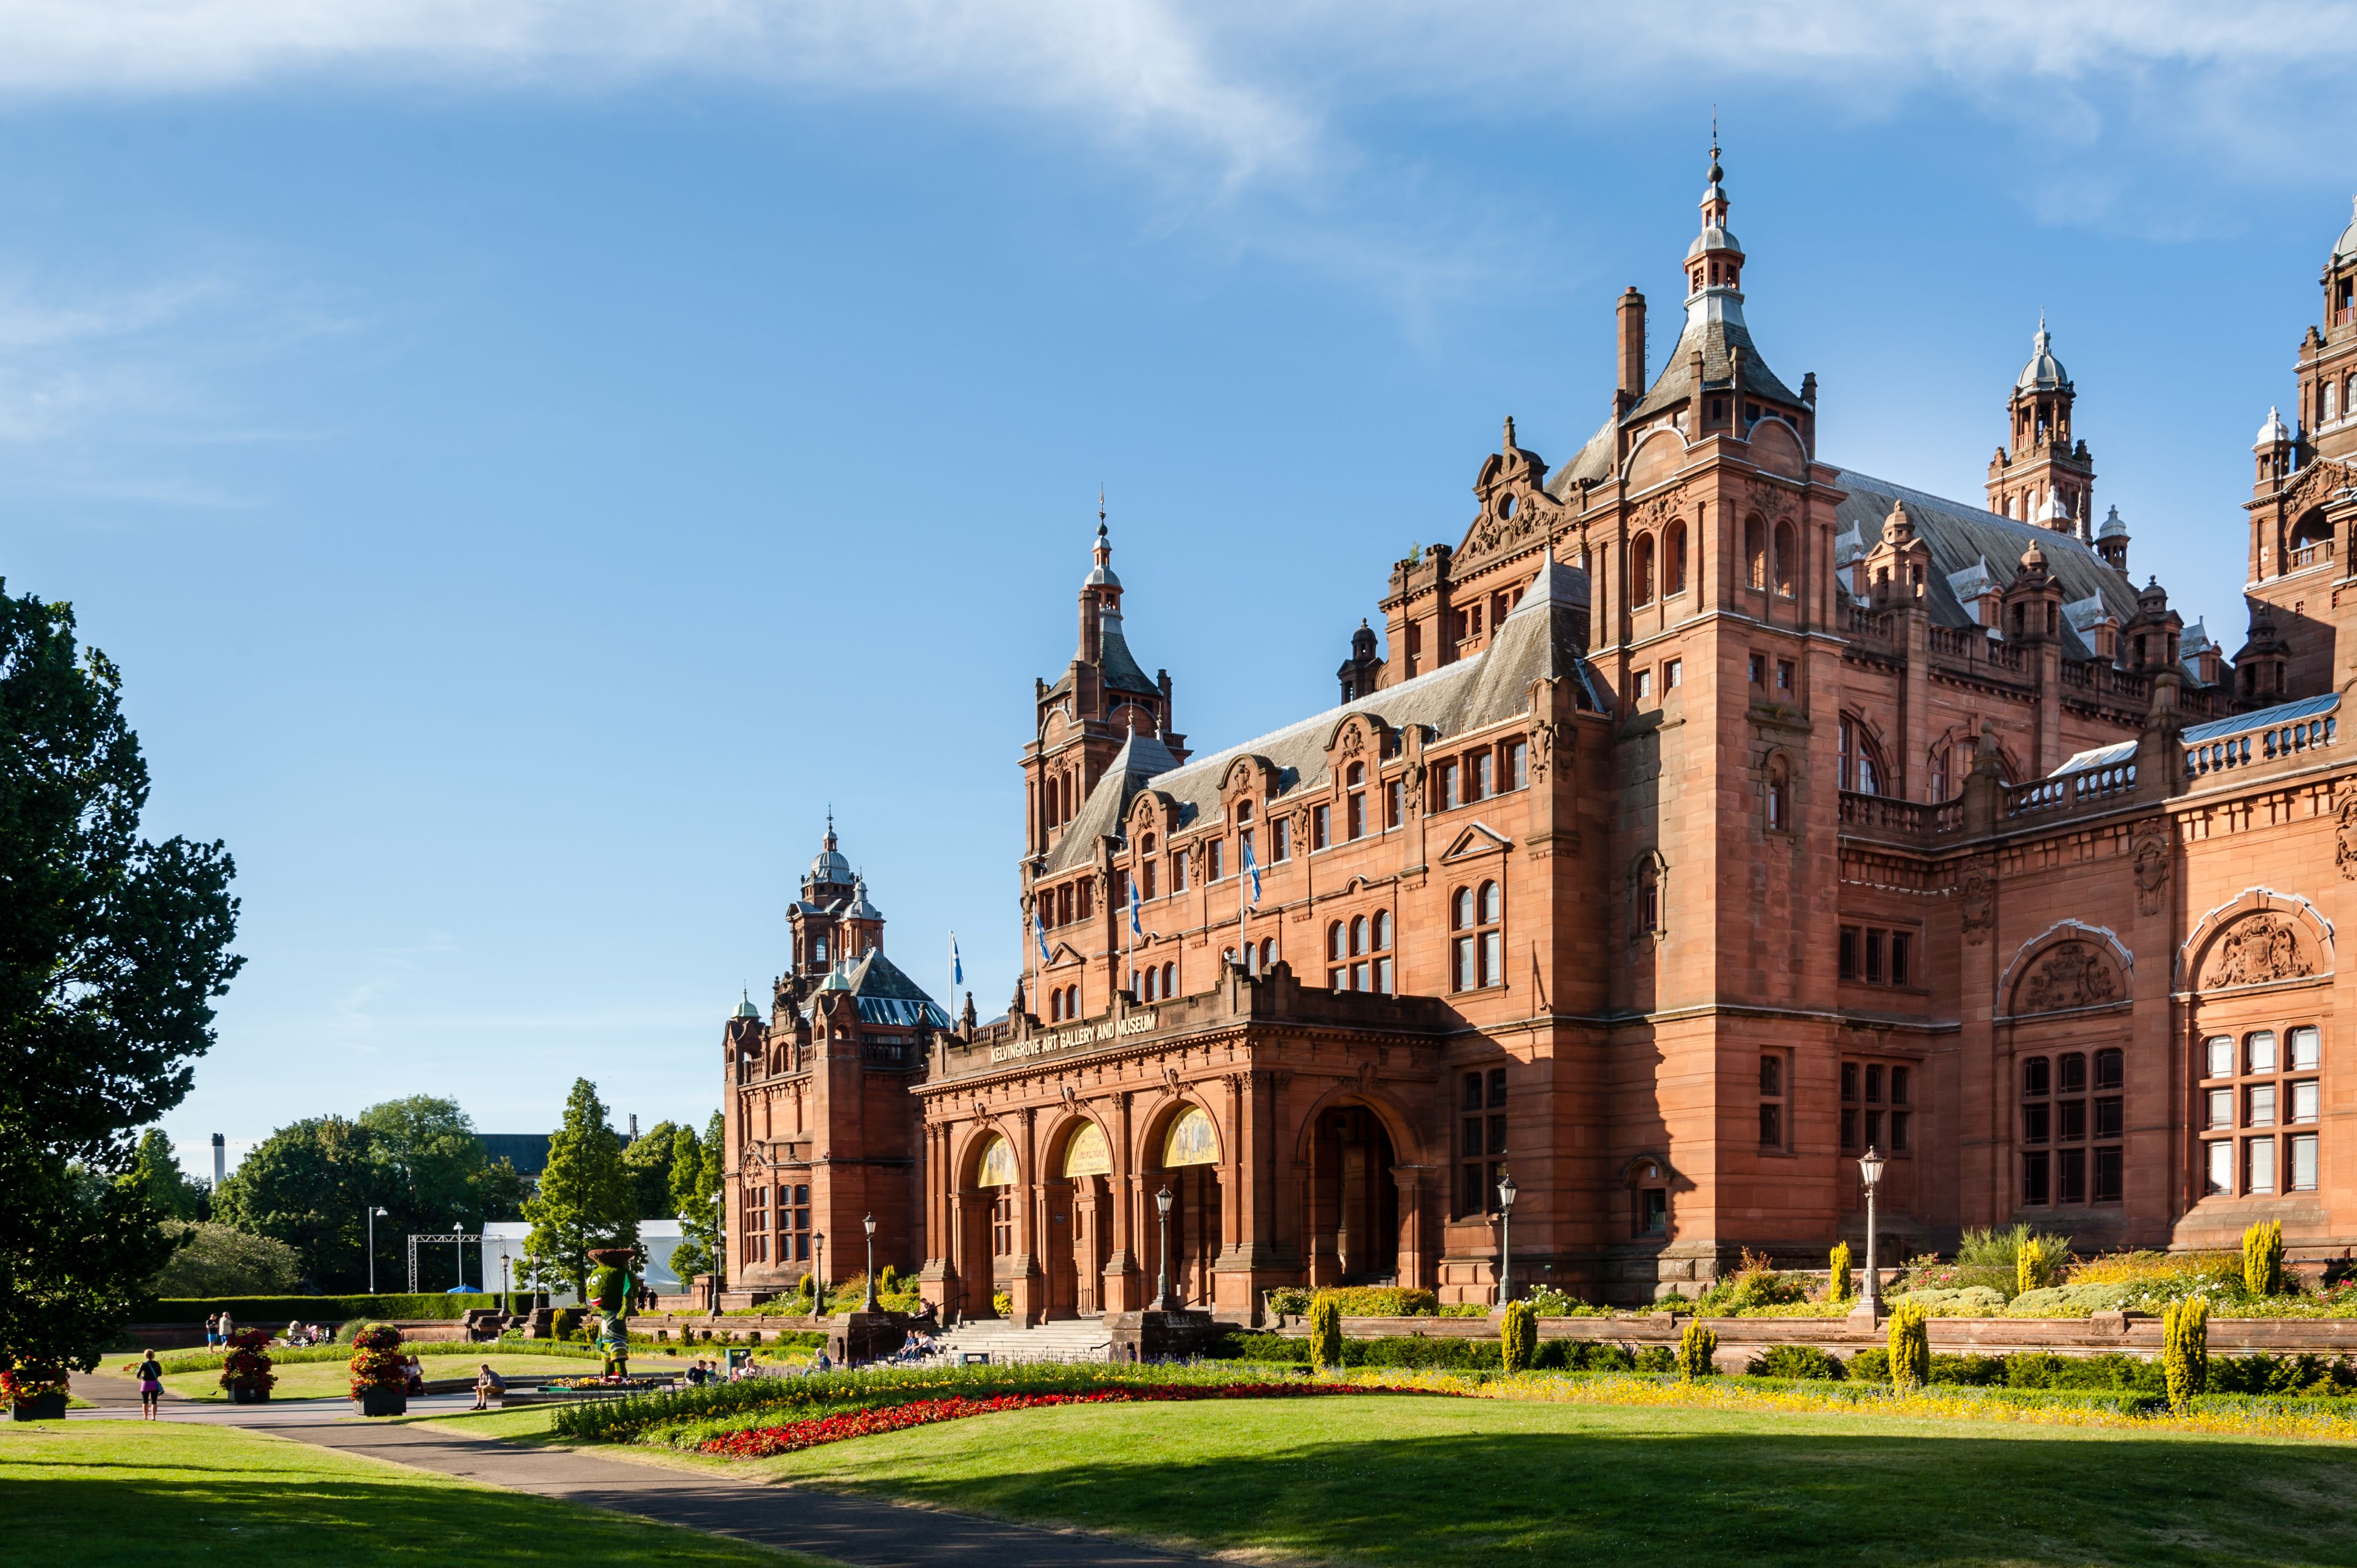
[1129,875,1143,936]
[1241,839,1261,907]
[950,931,963,990]
[1036,911,1052,965]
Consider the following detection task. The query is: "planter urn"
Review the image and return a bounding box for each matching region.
[11,1392,68,1421]
[354,1386,408,1417]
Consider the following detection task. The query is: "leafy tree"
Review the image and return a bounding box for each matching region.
[620,1118,681,1220]
[521,1079,636,1301]
[146,1222,300,1297]
[668,1112,723,1287]
[0,583,243,1373]
[124,1128,208,1222]
[212,1115,378,1290]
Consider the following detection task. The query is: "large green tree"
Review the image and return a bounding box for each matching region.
[215,1098,526,1290]
[666,1114,722,1285]
[0,584,242,1373]
[123,1128,208,1222]
[620,1118,680,1220]
[521,1079,636,1301]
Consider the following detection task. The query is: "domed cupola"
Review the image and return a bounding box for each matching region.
[807,815,853,892]
[2017,316,2071,393]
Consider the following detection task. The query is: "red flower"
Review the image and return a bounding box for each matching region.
[698,1383,1442,1459]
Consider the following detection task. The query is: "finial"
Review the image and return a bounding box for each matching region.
[1502,415,1517,451]
[1707,108,1722,184]
[1098,484,1106,530]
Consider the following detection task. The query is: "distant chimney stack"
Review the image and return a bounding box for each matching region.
[211,1132,225,1191]
[1617,287,1646,403]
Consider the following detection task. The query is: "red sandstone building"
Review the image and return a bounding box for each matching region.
[722,159,2357,1319]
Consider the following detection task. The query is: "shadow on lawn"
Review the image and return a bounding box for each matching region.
[3,1474,760,1567]
[825,1427,2357,1568]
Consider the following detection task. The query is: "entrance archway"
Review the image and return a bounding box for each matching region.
[1305,1102,1400,1286]
[962,1129,1019,1320]
[1049,1120,1112,1318]
[1149,1103,1223,1309]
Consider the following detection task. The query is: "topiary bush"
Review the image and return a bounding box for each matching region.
[1886,1300,1930,1391]
[2244,1219,2286,1297]
[1828,1241,1852,1304]
[1499,1301,1537,1373]
[550,1307,580,1340]
[2164,1295,2210,1407]
[1634,1345,1677,1373]
[1308,1295,1343,1370]
[1675,1321,1717,1381]
[2017,1234,2068,1295]
[1746,1344,1844,1381]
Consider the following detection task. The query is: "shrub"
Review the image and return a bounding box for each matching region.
[1264,1287,1312,1317]
[1693,1250,1811,1315]
[2017,1234,2068,1295]
[1436,1303,1492,1318]
[2164,1295,2210,1407]
[1518,1285,1604,1317]
[1634,1345,1677,1373]
[1316,1287,1440,1317]
[146,1224,304,1298]
[2005,1282,2129,1317]
[1308,1296,1344,1370]
[550,1308,580,1340]
[991,1291,1013,1319]
[1886,1301,1930,1391]
[1675,1321,1717,1381]
[1500,1302,1537,1373]
[1849,1347,1889,1382]
[1746,1344,1843,1381]
[2245,1220,2286,1297]
[1828,1241,1852,1304]
[1893,1286,2008,1316]
[141,1293,502,1325]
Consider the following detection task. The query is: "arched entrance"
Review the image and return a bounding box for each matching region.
[1305,1102,1399,1285]
[1150,1103,1222,1308]
[961,1130,1019,1320]
[1047,1120,1112,1318]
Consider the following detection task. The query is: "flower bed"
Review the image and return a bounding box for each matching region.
[701,1382,1441,1459]
[219,1329,276,1399]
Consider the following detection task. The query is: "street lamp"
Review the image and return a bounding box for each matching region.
[1495,1170,1519,1306]
[1857,1146,1886,1316]
[862,1213,878,1311]
[366,1206,388,1293]
[500,1252,512,1316]
[1153,1185,1175,1312]
[812,1233,825,1319]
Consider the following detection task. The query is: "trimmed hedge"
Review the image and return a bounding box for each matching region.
[1209,1330,1638,1373]
[142,1294,505,1325]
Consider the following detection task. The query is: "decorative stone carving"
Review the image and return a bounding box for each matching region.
[2014,941,2124,1014]
[2277,456,2357,523]
[2202,914,2316,989]
[1457,492,1558,569]
[1747,475,1799,523]
[1637,483,1688,534]
[1960,857,1995,945]
[1529,719,1573,782]
[1402,762,1425,811]
[1341,726,1364,758]
[2336,778,2357,881]
[2131,820,2170,916]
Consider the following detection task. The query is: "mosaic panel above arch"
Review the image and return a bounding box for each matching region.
[975,1133,1017,1187]
[1060,1122,1111,1178]
[1162,1104,1220,1168]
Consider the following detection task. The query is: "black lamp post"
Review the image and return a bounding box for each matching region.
[813,1233,826,1319]
[1153,1185,1175,1312]
[1857,1147,1886,1316]
[862,1213,878,1311]
[1495,1170,1519,1305]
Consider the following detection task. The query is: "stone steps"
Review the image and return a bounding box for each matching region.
[930,1320,1116,1365]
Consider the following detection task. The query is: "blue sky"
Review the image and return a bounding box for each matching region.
[1,3,2350,1176]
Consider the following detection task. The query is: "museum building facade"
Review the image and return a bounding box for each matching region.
[721,160,2357,1320]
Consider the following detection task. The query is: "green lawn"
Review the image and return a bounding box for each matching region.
[704,1392,2357,1567]
[0,1418,831,1567]
[157,1353,695,1401]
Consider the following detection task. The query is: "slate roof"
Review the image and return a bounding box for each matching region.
[2053,692,2340,775]
[801,949,952,1030]
[1832,470,2142,662]
[1626,300,1803,424]
[1041,562,1600,876]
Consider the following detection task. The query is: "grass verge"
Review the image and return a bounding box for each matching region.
[0,1417,834,1567]
[716,1392,2357,1567]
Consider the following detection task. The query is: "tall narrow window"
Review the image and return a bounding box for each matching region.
[1457,1070,1508,1217]
[1371,910,1394,994]
[1327,921,1345,990]
[1504,741,1527,791]
[1745,515,1766,589]
[1437,763,1460,811]
[1272,816,1292,862]
[1451,887,1477,991]
[1632,534,1655,605]
[1208,840,1225,881]
[1385,778,1404,828]
[1312,804,1330,850]
[1759,1054,1787,1149]
[1347,762,1367,840]
[1665,520,1688,596]
[1470,752,1493,801]
[1766,757,1790,833]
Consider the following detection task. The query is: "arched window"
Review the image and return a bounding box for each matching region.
[1049,988,1063,1022]
[2327,381,2340,423]
[1066,983,1080,1018]
[1929,743,1950,802]
[1773,520,1797,597]
[1371,910,1393,994]
[1766,756,1791,833]
[1665,520,1688,597]
[1161,960,1176,997]
[1259,936,1275,972]
[1452,882,1503,990]
[1631,533,1655,605]
[1141,964,1158,1002]
[1840,715,1888,795]
[1327,922,1344,962]
[1745,515,1766,589]
[1350,916,1367,955]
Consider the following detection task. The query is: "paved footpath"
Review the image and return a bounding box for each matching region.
[66,1373,1207,1567]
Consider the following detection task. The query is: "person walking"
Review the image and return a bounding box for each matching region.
[135,1351,164,1420]
[203,1313,219,1350]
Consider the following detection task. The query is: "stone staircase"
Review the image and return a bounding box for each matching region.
[928,1318,1114,1366]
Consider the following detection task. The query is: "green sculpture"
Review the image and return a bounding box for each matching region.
[585,1246,637,1378]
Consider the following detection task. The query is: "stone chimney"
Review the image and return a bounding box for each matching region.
[1617,287,1646,411]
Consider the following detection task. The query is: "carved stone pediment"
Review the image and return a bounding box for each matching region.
[2279,456,2357,520]
[2013,941,2124,1014]
[1457,493,1563,571]
[2201,913,2317,990]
